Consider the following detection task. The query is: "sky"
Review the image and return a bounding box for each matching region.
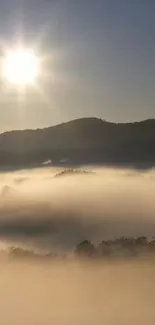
[0,0,155,131]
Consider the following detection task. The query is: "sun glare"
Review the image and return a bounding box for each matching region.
[3,49,38,85]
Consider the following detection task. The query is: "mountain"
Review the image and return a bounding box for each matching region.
[0,117,155,167]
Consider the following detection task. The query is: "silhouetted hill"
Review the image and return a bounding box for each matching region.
[0,117,155,167]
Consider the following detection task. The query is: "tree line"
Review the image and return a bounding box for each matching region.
[75,237,155,258]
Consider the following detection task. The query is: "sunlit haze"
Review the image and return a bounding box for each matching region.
[0,167,154,324]
[0,1,154,131]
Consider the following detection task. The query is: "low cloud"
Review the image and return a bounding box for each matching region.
[0,167,155,324]
[0,166,154,252]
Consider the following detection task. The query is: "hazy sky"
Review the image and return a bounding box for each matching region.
[0,0,155,131]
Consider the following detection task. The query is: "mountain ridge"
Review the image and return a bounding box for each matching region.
[0,117,155,167]
[1,117,155,135]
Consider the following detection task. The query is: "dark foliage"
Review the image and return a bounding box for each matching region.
[75,237,155,259]
[75,240,97,258]
[54,169,94,178]
[4,236,155,261]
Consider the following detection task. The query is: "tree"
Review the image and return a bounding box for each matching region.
[75,240,96,258]
[135,236,147,246]
[98,241,111,257]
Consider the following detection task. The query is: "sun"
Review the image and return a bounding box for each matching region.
[3,48,38,85]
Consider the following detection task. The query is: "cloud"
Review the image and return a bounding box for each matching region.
[0,166,153,252]
[0,167,155,325]
[0,259,155,325]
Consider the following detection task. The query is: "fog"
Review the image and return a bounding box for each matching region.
[0,166,154,324]
[0,166,154,252]
[0,259,153,325]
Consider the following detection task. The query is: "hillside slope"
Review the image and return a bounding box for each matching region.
[0,117,155,167]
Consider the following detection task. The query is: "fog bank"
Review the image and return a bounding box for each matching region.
[0,166,154,252]
[0,259,155,325]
